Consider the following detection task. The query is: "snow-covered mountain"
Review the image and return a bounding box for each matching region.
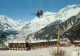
[0,4,80,41]
[12,12,57,40]
[21,12,56,35]
[0,12,57,40]
[56,5,80,21]
[0,14,27,40]
[0,14,27,31]
[26,5,80,41]
[26,12,80,42]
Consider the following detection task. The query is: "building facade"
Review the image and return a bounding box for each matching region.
[9,39,57,51]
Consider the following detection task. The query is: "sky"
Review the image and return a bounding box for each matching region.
[0,0,80,21]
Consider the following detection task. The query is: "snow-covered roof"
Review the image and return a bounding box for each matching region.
[9,39,57,43]
[9,40,26,43]
[29,39,57,43]
[30,40,48,43]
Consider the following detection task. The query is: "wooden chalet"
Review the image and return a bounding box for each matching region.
[9,39,57,51]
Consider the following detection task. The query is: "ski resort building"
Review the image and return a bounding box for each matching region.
[9,39,57,51]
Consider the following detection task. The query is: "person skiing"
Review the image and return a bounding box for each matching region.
[40,10,43,17]
[37,10,40,18]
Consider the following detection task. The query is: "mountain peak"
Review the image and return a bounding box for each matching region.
[1,4,80,41]
[56,4,80,22]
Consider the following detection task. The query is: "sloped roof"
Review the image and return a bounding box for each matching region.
[29,39,57,43]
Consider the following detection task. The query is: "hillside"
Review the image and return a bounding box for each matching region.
[0,5,80,41]
[26,5,80,41]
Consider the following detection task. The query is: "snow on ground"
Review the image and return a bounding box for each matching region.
[0,47,55,56]
[60,46,79,56]
[0,46,79,56]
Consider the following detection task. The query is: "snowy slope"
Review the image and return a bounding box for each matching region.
[26,5,80,41]
[56,5,80,22]
[1,5,80,41]
[12,12,57,40]
[21,12,56,35]
[0,14,28,40]
[0,14,27,31]
[21,4,80,36]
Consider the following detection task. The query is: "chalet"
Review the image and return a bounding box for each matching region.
[9,39,57,51]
